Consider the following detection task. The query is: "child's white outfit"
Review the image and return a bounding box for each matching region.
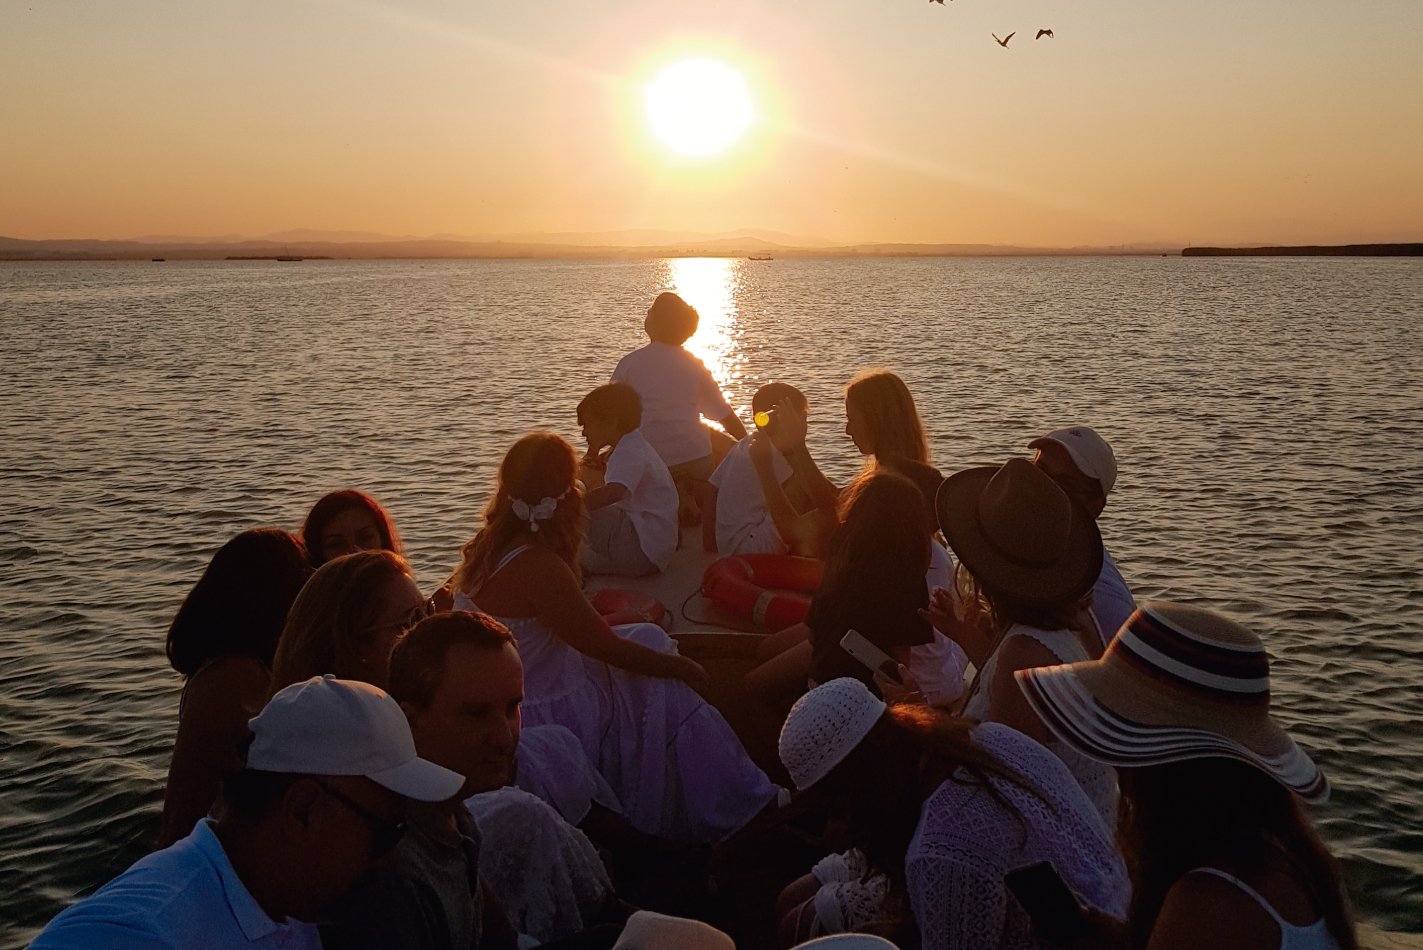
[582,428,678,576]
[707,437,793,555]
[612,342,733,468]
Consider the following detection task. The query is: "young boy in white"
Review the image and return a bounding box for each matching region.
[611,292,747,522]
[703,383,809,555]
[579,383,678,576]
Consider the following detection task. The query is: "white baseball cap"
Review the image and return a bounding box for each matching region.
[778,678,886,791]
[248,675,464,802]
[1029,426,1118,494]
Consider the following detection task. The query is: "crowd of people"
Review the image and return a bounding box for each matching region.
[29,292,1357,949]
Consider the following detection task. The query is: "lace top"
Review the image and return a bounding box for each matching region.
[906,723,1129,950]
[962,624,1118,827]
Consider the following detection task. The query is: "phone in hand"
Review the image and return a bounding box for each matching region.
[1004,861,1092,943]
[839,629,902,684]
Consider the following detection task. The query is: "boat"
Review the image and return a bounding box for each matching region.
[276,256,303,262]
[746,254,774,261]
[151,258,166,262]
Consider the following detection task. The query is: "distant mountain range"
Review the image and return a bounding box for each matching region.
[0,228,1184,261]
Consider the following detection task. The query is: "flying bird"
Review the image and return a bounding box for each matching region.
[1036,29,1054,39]
[993,31,1015,48]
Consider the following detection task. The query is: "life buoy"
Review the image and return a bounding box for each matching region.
[590,588,671,629]
[702,555,824,631]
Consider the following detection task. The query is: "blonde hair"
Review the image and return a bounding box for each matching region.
[269,549,414,692]
[450,432,586,595]
[845,370,930,466]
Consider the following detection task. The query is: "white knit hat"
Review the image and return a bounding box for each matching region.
[779,678,886,791]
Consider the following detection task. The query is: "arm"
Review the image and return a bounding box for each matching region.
[719,411,748,441]
[158,657,269,847]
[907,852,1008,950]
[749,433,806,545]
[767,401,839,514]
[584,481,628,512]
[1142,871,1282,950]
[984,634,1061,746]
[702,484,720,552]
[533,558,707,689]
[921,587,999,669]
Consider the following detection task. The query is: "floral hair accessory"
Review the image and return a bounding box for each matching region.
[511,491,567,533]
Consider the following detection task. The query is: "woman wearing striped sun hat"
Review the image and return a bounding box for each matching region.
[1016,602,1356,950]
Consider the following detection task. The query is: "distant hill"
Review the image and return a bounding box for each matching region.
[1182,243,1423,257]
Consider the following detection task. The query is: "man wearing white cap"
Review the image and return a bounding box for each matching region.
[29,676,465,950]
[1030,426,1136,649]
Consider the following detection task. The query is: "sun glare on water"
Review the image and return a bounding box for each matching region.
[644,58,755,158]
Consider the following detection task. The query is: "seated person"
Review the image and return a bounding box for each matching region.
[703,383,817,556]
[578,382,678,577]
[612,292,748,525]
[31,677,464,950]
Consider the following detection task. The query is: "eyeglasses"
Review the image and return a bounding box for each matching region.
[315,780,407,859]
[365,598,436,638]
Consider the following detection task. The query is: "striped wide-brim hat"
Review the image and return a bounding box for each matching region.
[1016,601,1328,803]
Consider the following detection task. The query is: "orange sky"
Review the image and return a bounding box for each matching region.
[3,0,1421,246]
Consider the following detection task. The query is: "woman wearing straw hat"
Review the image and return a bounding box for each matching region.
[775,677,1128,948]
[1017,602,1356,949]
[930,458,1118,825]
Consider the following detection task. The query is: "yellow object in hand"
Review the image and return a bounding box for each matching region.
[754,410,772,429]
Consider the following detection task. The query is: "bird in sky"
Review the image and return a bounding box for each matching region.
[1036,29,1054,39]
[993,31,1015,47]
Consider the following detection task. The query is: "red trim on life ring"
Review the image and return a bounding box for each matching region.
[701,555,824,632]
[590,588,670,629]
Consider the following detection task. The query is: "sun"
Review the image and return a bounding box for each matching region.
[644,58,755,158]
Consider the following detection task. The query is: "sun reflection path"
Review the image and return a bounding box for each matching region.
[665,257,747,401]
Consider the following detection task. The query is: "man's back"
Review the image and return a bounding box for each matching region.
[612,343,731,467]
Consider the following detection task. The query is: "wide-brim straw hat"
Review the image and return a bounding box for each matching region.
[936,458,1103,606]
[1016,602,1328,802]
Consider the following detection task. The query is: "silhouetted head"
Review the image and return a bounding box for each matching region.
[300,489,402,567]
[578,381,643,446]
[844,370,929,465]
[751,382,808,416]
[645,291,700,345]
[166,527,313,676]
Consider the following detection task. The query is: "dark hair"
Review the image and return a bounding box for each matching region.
[1118,758,1357,950]
[388,611,515,709]
[300,489,402,567]
[845,370,930,466]
[450,432,586,594]
[577,382,642,433]
[166,528,313,677]
[806,471,932,684]
[955,562,1099,659]
[821,705,1038,897]
[268,550,416,692]
[646,291,699,344]
[752,382,808,415]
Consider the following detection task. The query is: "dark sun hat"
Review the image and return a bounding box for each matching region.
[1016,602,1328,803]
[936,458,1102,606]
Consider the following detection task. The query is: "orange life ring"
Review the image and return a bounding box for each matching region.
[590,588,671,629]
[701,555,824,631]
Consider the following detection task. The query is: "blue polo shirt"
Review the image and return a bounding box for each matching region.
[30,820,321,950]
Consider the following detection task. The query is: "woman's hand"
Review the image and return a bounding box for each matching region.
[920,586,998,668]
[874,663,927,706]
[670,655,711,694]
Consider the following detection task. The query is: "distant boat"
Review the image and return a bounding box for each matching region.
[747,254,774,261]
[151,258,165,262]
[276,256,303,262]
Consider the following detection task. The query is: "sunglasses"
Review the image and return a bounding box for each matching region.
[315,780,407,859]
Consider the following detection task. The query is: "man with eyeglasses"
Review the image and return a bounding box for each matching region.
[1030,426,1137,650]
[29,676,465,950]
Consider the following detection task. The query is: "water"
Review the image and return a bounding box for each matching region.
[1,257,1420,946]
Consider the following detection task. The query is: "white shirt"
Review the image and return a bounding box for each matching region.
[611,342,733,466]
[603,428,678,569]
[30,819,321,950]
[909,541,969,708]
[708,437,793,555]
[1090,549,1135,650]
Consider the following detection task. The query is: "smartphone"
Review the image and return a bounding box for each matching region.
[839,629,901,683]
[1004,861,1092,943]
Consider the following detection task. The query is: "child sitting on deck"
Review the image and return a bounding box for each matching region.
[578,382,678,577]
[703,382,813,555]
[612,291,748,524]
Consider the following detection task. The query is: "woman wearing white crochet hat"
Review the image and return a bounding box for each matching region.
[776,677,1128,949]
[1016,602,1356,950]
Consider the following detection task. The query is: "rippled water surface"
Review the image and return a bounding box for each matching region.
[2,257,1421,946]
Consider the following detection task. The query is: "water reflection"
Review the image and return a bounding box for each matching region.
[664,257,745,392]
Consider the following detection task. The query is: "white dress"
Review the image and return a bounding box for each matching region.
[515,724,620,826]
[905,723,1130,949]
[456,546,777,843]
[963,624,1119,828]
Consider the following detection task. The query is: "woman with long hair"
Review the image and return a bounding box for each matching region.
[843,369,931,470]
[929,457,1118,825]
[449,431,778,843]
[776,678,1127,947]
[268,549,428,692]
[1018,603,1356,949]
[158,527,312,847]
[299,488,402,567]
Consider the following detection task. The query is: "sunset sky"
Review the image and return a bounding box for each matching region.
[4,0,1421,247]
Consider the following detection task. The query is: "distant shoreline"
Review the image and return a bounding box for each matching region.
[1183,243,1423,257]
